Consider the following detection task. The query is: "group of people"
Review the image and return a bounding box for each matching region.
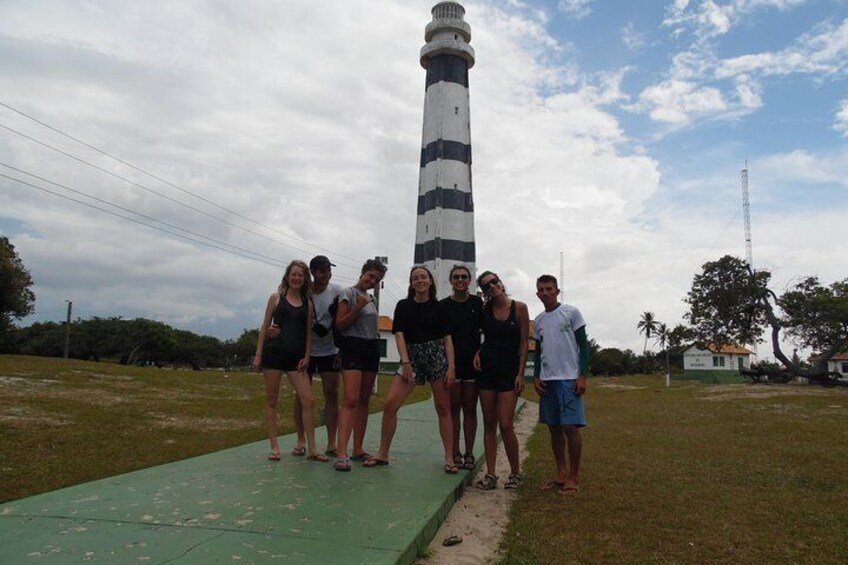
[252,256,588,494]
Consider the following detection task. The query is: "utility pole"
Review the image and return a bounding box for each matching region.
[372,256,388,395]
[63,300,72,359]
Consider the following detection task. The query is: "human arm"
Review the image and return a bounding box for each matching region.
[514,301,530,394]
[298,299,314,372]
[443,334,456,387]
[533,338,547,396]
[252,293,278,372]
[335,291,370,331]
[574,325,589,396]
[395,331,414,381]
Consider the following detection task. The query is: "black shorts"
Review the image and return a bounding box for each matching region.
[261,348,302,372]
[307,354,339,375]
[455,364,477,382]
[340,336,380,373]
[477,365,518,392]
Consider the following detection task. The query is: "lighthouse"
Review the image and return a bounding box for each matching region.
[414,1,476,299]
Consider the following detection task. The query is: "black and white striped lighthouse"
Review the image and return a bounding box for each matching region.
[415,1,476,299]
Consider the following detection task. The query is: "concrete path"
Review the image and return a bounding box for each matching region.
[0,399,522,564]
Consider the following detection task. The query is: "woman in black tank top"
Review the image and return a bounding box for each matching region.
[252,260,328,463]
[472,270,529,491]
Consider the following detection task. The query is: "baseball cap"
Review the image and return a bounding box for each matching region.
[309,255,336,270]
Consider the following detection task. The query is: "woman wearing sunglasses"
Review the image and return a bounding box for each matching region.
[473,271,529,490]
[441,264,483,471]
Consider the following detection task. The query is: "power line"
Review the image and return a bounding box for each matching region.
[0,101,364,268]
[0,163,291,268]
[1,172,287,268]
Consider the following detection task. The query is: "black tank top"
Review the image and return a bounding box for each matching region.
[266,294,307,355]
[480,300,520,374]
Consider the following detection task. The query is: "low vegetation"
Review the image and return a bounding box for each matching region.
[500,375,848,564]
[0,355,430,503]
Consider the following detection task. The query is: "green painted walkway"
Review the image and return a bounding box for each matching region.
[0,399,522,564]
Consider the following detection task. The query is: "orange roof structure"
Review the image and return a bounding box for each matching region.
[704,343,754,355]
[378,315,393,332]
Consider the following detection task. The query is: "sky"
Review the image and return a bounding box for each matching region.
[1,0,847,355]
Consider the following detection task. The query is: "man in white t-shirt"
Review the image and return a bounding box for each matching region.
[292,256,343,456]
[533,274,588,495]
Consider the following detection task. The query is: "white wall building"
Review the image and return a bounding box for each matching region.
[683,343,753,374]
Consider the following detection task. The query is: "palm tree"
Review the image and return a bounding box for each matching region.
[636,311,659,355]
[655,322,671,384]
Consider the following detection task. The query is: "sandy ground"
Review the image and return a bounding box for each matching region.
[417,401,540,565]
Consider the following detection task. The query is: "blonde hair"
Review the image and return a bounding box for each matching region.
[278,260,312,299]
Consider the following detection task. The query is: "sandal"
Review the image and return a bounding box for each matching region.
[325,447,338,457]
[462,453,475,470]
[267,452,281,461]
[334,456,351,472]
[350,452,371,462]
[363,457,389,467]
[475,473,497,490]
[442,535,463,547]
[291,445,306,456]
[444,463,460,475]
[504,473,524,490]
[453,453,463,466]
[307,453,329,462]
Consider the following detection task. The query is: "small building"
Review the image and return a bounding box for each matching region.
[682,343,753,383]
[824,352,848,376]
[378,315,400,373]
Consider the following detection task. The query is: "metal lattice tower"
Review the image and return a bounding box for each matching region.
[741,161,753,269]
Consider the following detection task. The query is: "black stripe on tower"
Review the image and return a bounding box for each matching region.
[426,54,469,88]
[417,187,474,214]
[420,140,472,167]
[414,239,476,263]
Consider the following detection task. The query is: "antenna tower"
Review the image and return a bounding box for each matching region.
[741,161,753,269]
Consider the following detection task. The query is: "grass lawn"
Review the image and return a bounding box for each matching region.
[0,355,430,503]
[502,376,848,564]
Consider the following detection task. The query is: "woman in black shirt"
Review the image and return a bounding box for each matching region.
[363,266,458,472]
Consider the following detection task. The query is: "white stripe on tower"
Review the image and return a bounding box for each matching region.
[415,1,476,299]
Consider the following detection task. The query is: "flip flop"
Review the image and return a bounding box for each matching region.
[291,445,306,456]
[307,453,329,462]
[444,463,459,475]
[362,457,389,467]
[350,452,372,462]
[334,456,351,472]
[267,452,281,461]
[542,480,566,491]
[559,485,580,495]
[325,448,338,457]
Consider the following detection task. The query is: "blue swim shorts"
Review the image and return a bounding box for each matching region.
[538,379,586,427]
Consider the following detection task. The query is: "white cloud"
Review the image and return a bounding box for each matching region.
[835,98,848,137]
[622,22,647,51]
[638,80,727,125]
[664,0,809,38]
[558,0,595,20]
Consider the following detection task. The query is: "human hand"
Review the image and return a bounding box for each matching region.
[514,375,525,395]
[533,377,547,396]
[332,353,341,370]
[297,356,309,373]
[401,363,414,382]
[252,353,262,373]
[573,375,587,396]
[355,294,370,310]
[267,323,281,338]
[472,351,481,371]
[445,366,456,388]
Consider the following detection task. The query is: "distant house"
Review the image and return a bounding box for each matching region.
[824,352,848,376]
[378,315,400,373]
[682,343,754,383]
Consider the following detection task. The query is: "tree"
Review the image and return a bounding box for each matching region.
[0,237,35,350]
[636,311,659,355]
[667,324,695,349]
[684,254,848,381]
[654,322,671,380]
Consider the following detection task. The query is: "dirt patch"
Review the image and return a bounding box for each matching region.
[0,406,72,426]
[146,412,256,430]
[701,386,846,402]
[595,383,646,390]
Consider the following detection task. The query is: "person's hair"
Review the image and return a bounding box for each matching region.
[360,258,388,276]
[536,274,559,289]
[477,270,507,310]
[449,264,471,280]
[407,265,437,300]
[278,260,312,299]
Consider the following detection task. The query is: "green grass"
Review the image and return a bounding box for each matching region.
[0,355,430,503]
[502,376,848,564]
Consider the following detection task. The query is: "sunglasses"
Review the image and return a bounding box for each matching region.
[480,277,501,292]
[451,274,470,280]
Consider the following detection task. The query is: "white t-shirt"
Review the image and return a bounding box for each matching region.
[534,303,586,381]
[310,283,343,357]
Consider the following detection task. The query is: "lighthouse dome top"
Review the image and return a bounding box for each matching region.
[425,1,472,43]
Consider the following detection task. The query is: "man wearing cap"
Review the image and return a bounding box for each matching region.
[292,255,343,456]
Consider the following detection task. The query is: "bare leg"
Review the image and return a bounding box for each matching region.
[262,370,283,455]
[547,425,568,485]
[431,377,455,466]
[287,371,319,456]
[337,370,362,458]
[461,380,479,455]
[321,372,340,452]
[478,389,498,476]
[293,374,313,451]
[449,380,462,461]
[370,376,416,461]
[353,371,376,457]
[497,390,520,475]
[563,425,583,488]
